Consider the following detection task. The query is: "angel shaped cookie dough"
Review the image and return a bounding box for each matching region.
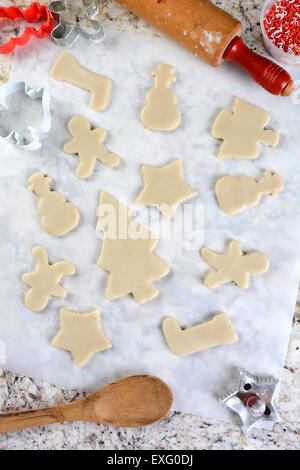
[64,115,120,179]
[28,172,79,237]
[141,64,181,131]
[201,240,269,289]
[22,246,75,312]
[212,97,279,159]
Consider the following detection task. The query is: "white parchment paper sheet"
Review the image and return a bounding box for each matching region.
[0,31,300,423]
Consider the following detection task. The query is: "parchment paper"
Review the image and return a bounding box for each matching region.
[0,31,300,423]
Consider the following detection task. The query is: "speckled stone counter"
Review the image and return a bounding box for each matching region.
[0,0,299,450]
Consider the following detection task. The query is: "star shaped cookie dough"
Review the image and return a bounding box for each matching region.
[51,308,112,367]
[136,160,197,220]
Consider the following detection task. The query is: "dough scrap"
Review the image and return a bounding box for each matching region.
[136,160,197,220]
[28,171,80,237]
[216,171,284,215]
[50,51,112,111]
[97,192,170,304]
[141,64,181,131]
[163,313,238,357]
[64,115,120,179]
[212,97,279,159]
[201,240,269,289]
[22,246,75,312]
[51,308,112,367]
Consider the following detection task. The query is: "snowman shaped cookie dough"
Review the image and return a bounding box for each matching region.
[141,64,181,131]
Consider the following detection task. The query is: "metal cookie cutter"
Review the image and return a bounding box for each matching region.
[0,81,51,151]
[221,368,280,434]
[0,3,54,54]
[48,0,104,47]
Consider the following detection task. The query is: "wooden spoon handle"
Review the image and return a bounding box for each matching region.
[0,401,82,434]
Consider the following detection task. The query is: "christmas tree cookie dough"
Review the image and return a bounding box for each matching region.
[28,171,80,237]
[51,308,112,367]
[212,97,279,159]
[216,171,284,215]
[50,51,112,111]
[97,192,170,304]
[22,246,75,312]
[201,240,269,289]
[136,160,197,220]
[141,64,181,131]
[163,313,238,357]
[64,115,120,179]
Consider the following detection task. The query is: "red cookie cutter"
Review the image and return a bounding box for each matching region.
[0,2,54,54]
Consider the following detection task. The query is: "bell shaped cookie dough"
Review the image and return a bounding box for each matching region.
[50,51,112,111]
[212,97,279,159]
[22,246,75,312]
[51,308,112,367]
[201,240,269,289]
[163,314,238,357]
[141,64,181,131]
[64,115,120,179]
[136,160,197,220]
[28,171,80,237]
[216,171,284,215]
[97,192,170,304]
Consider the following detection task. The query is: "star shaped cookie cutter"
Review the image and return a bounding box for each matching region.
[221,368,280,434]
[48,0,104,47]
[0,81,51,151]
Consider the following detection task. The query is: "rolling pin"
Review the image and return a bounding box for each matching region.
[115,0,294,96]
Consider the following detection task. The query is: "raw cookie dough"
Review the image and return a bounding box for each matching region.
[22,246,75,312]
[97,192,170,304]
[163,313,238,357]
[28,171,80,237]
[216,171,284,215]
[64,115,120,179]
[50,51,112,111]
[136,160,197,220]
[201,240,269,289]
[212,97,280,159]
[51,308,111,367]
[141,64,181,131]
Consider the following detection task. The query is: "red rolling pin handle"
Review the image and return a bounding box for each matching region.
[224,37,294,96]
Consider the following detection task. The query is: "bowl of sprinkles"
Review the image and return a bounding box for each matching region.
[260,0,300,65]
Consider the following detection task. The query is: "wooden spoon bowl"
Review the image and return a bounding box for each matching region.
[0,375,173,434]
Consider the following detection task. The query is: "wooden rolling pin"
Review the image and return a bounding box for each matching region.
[115,0,294,96]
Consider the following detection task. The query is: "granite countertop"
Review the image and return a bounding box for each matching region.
[0,0,299,450]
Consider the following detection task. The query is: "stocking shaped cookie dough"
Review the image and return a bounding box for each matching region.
[163,314,238,357]
[63,115,120,179]
[136,160,197,220]
[216,171,284,215]
[28,172,80,237]
[141,64,181,131]
[201,240,269,289]
[50,51,112,111]
[22,246,75,312]
[212,97,279,159]
[97,192,170,304]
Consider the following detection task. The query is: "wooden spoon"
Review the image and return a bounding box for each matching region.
[0,375,173,434]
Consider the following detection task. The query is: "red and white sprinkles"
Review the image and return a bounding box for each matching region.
[264,0,300,55]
